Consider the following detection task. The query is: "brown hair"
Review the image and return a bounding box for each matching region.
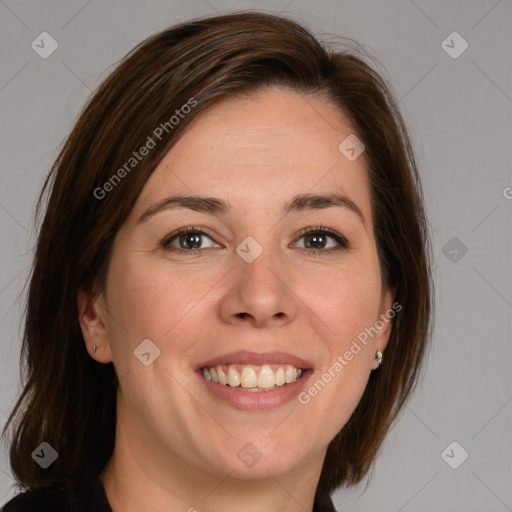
[2,11,433,494]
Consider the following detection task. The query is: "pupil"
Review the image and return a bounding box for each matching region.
[306,234,325,249]
[180,233,201,249]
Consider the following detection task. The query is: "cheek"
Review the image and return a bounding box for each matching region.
[295,260,381,418]
[304,262,382,350]
[105,253,205,363]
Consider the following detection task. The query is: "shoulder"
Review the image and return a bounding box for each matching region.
[2,483,69,511]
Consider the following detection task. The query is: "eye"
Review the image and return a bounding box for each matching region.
[161,227,220,254]
[161,224,349,256]
[291,225,349,256]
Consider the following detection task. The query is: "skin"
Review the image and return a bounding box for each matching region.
[78,87,393,512]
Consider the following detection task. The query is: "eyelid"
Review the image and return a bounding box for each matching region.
[161,226,220,248]
[291,225,350,251]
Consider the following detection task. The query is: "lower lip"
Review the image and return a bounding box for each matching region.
[197,369,313,411]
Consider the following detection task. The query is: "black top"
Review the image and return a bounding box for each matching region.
[2,476,337,511]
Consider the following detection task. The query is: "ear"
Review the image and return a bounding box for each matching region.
[77,287,113,363]
[371,286,397,369]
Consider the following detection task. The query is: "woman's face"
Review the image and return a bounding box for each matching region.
[84,88,393,484]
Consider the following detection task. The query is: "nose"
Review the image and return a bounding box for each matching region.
[218,244,299,329]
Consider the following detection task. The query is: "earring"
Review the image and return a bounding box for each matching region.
[375,350,383,366]
[92,344,97,354]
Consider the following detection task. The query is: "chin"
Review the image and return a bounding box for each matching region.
[201,433,311,480]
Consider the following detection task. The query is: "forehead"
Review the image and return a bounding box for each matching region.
[134,88,371,223]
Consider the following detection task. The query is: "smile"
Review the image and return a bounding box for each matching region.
[201,364,304,392]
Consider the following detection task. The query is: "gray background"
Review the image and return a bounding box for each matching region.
[1,0,511,510]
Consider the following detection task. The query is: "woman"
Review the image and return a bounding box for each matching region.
[2,11,433,512]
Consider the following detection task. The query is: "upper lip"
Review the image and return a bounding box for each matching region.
[196,351,313,370]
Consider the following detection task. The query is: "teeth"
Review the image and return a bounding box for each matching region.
[257,365,275,388]
[240,366,258,388]
[218,368,227,385]
[227,366,240,387]
[275,367,285,386]
[285,365,295,383]
[202,363,304,390]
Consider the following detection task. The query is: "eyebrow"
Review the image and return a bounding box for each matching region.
[137,192,366,228]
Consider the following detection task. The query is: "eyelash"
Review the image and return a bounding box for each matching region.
[161,223,350,257]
